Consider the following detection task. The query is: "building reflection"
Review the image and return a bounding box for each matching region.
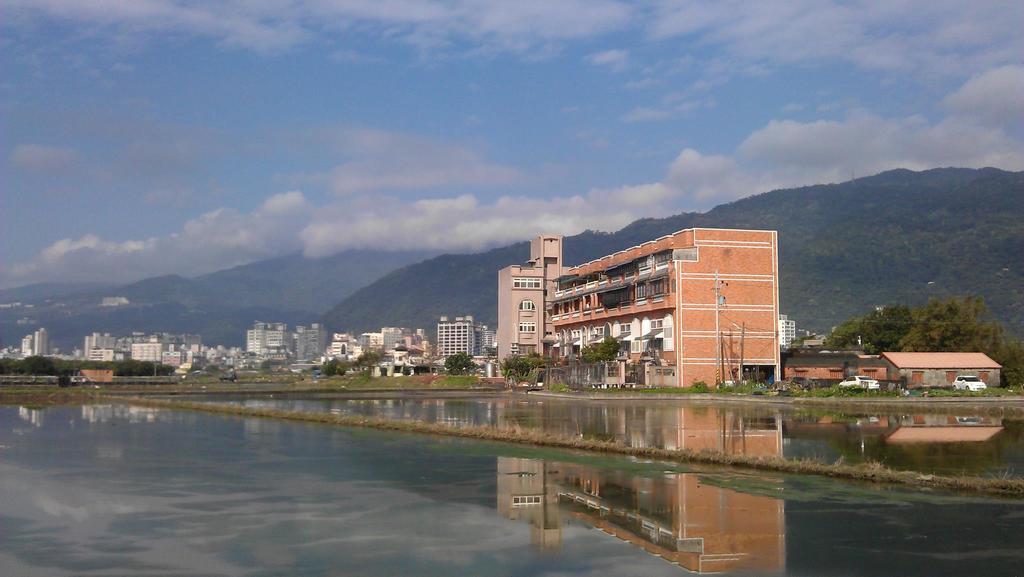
[496,402,786,457]
[497,457,785,574]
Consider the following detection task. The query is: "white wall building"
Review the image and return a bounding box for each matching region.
[778,314,797,350]
[437,316,489,357]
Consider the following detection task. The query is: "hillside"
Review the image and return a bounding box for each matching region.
[323,168,1024,336]
[0,249,431,349]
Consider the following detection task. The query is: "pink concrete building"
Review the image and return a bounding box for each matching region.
[496,235,564,360]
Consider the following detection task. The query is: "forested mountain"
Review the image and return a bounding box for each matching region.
[0,249,431,349]
[323,168,1024,336]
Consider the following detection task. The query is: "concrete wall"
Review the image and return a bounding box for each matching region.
[900,367,1001,388]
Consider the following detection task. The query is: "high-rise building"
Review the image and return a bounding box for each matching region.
[778,315,797,350]
[246,322,290,357]
[293,323,325,360]
[32,328,49,356]
[84,332,117,356]
[497,235,563,360]
[131,340,168,362]
[437,316,489,357]
[21,334,34,356]
[381,327,408,352]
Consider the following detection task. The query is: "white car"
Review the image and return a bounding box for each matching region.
[952,375,987,392]
[838,375,880,390]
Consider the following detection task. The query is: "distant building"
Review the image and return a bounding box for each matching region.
[101,296,130,307]
[33,328,49,356]
[87,348,120,362]
[21,334,34,357]
[497,235,563,360]
[131,340,168,363]
[84,332,117,357]
[246,322,290,357]
[437,315,488,357]
[293,323,325,361]
[778,315,796,349]
[358,332,384,351]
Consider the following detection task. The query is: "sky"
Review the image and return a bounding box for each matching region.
[2,0,1023,288]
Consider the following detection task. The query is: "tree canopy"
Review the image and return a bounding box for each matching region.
[444,352,475,375]
[581,337,622,363]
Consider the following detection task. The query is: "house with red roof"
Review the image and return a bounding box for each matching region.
[880,352,1001,388]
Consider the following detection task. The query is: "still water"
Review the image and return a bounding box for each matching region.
[2,404,1023,576]
[204,395,1024,477]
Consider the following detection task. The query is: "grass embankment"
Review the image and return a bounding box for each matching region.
[116,396,1024,497]
[0,373,486,400]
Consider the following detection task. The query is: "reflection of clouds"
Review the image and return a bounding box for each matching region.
[0,406,689,577]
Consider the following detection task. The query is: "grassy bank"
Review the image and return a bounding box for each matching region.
[114,396,1024,498]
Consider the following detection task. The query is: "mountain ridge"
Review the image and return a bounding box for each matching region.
[323,167,1024,337]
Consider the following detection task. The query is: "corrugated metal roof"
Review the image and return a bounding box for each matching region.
[880,352,1001,369]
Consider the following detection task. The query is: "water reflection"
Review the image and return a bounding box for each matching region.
[3,405,1024,577]
[224,396,1023,476]
[497,457,785,574]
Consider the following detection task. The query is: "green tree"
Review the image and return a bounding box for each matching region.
[322,359,348,376]
[825,305,912,354]
[355,350,382,369]
[581,337,622,363]
[444,352,476,375]
[899,297,1004,352]
[501,355,533,381]
[20,356,56,375]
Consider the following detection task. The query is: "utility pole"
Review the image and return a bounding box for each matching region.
[739,322,746,383]
[713,270,724,385]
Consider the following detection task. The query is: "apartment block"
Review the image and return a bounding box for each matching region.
[437,315,489,357]
[547,228,780,388]
[778,315,796,349]
[496,235,563,360]
[246,322,290,357]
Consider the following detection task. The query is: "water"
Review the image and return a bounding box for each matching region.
[197,395,1024,477]
[3,404,1024,576]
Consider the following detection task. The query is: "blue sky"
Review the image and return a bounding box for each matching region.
[2,0,1023,287]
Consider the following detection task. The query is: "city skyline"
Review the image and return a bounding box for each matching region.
[3,1,1023,288]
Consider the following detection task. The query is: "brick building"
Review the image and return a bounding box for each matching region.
[547,228,780,387]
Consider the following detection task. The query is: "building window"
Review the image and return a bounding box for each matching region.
[519,300,536,311]
[911,371,924,384]
[650,319,663,330]
[512,495,542,507]
[513,277,542,289]
[635,283,647,299]
[519,322,537,333]
[946,371,957,383]
[980,371,990,381]
[619,324,631,335]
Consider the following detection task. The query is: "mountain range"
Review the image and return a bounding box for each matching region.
[324,168,1024,336]
[0,249,431,349]
[3,167,1021,350]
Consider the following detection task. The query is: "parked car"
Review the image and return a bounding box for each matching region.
[838,375,880,390]
[952,375,987,392]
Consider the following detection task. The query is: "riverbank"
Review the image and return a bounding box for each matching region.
[112,395,1024,497]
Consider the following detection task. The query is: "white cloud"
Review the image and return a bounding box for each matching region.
[621,97,714,123]
[8,144,80,173]
[5,0,632,54]
[647,0,1024,77]
[943,65,1024,127]
[300,192,644,257]
[587,49,629,71]
[1,191,312,287]
[300,128,522,195]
